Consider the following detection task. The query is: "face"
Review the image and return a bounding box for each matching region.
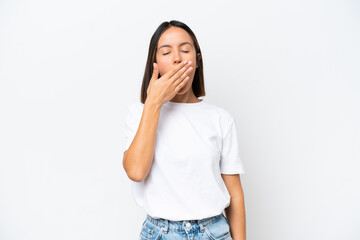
[155,26,201,95]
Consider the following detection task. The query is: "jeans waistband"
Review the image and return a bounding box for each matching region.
[145,212,224,233]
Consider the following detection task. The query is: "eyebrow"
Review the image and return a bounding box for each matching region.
[158,42,193,50]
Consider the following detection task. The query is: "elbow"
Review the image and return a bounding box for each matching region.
[126,169,145,182]
[123,151,146,182]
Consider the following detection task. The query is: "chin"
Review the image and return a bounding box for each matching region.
[176,91,185,96]
[177,88,189,95]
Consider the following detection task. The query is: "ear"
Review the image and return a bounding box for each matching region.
[196,53,201,68]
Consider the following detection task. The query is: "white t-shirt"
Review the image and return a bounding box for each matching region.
[122,98,245,221]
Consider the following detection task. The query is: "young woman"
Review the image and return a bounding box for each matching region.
[122,20,246,240]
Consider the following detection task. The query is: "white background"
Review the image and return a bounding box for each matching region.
[0,0,359,239]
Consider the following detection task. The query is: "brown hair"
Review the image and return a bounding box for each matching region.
[140,20,206,104]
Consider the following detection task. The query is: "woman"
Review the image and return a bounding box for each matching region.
[122,20,246,240]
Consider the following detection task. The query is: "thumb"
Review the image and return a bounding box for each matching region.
[152,63,159,80]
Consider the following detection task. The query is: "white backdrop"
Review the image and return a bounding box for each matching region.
[0,0,359,239]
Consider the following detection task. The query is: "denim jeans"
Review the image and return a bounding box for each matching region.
[138,212,233,240]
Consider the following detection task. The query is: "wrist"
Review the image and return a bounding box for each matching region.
[144,98,162,111]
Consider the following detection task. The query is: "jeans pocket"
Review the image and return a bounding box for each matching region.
[204,214,231,240]
[139,220,161,240]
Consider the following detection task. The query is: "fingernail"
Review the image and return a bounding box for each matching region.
[188,61,192,65]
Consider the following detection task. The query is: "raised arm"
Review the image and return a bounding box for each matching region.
[123,60,193,182]
[123,101,162,182]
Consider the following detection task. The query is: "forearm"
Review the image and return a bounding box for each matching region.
[124,100,162,182]
[225,194,246,240]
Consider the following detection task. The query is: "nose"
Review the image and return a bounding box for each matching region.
[173,51,182,64]
[173,57,181,64]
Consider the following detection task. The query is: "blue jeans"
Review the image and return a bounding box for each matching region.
[139,212,233,240]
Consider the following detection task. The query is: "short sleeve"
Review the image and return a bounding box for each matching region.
[122,103,142,154]
[220,118,245,174]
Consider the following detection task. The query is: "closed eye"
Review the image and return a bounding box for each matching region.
[163,51,189,55]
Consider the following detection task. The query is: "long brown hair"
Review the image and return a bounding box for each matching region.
[140,20,205,104]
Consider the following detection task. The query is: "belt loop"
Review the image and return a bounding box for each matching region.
[163,219,168,233]
[199,223,205,232]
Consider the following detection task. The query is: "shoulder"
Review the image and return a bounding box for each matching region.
[123,101,144,120]
[202,101,235,123]
[124,101,143,112]
[202,101,236,135]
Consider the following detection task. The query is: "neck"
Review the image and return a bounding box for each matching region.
[170,89,200,103]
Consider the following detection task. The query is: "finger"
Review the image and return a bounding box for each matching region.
[173,67,192,86]
[151,63,159,80]
[174,76,190,93]
[164,61,188,79]
[172,64,193,84]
